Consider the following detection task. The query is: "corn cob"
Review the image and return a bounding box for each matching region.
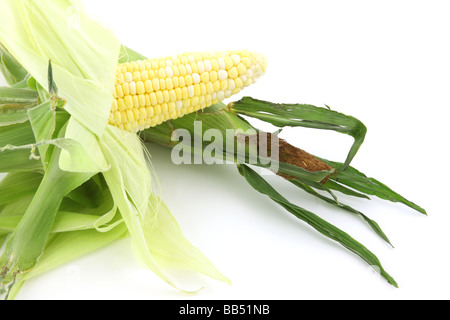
[109,50,267,132]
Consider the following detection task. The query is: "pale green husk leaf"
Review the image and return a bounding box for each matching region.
[0,0,120,136]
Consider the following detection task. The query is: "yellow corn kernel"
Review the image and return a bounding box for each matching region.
[158,68,166,78]
[115,85,124,98]
[220,80,228,91]
[145,80,153,93]
[169,89,177,102]
[122,82,130,95]
[163,90,170,103]
[172,65,180,77]
[206,82,214,94]
[213,80,221,92]
[194,84,201,96]
[185,75,193,86]
[200,83,207,95]
[112,99,118,112]
[224,56,233,70]
[162,103,169,114]
[156,91,164,104]
[190,63,199,74]
[133,71,141,81]
[154,104,162,115]
[191,96,200,107]
[166,78,174,90]
[138,94,146,107]
[169,111,178,119]
[146,106,154,118]
[132,95,139,108]
[141,70,149,81]
[210,70,218,82]
[211,59,219,71]
[145,94,151,106]
[228,67,239,79]
[136,81,145,95]
[152,78,160,91]
[237,63,247,76]
[181,87,189,100]
[149,92,157,105]
[234,77,244,90]
[201,72,210,83]
[178,76,186,87]
[129,82,137,95]
[158,79,165,90]
[124,95,133,109]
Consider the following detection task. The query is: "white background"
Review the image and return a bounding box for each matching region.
[1,0,449,300]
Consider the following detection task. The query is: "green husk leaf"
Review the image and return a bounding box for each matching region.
[0,179,120,236]
[0,171,42,207]
[323,159,427,215]
[6,225,128,300]
[59,118,110,173]
[52,212,113,233]
[0,113,109,175]
[0,212,106,236]
[66,176,104,209]
[0,124,93,274]
[0,45,28,86]
[0,120,42,173]
[324,179,371,200]
[141,102,334,182]
[0,146,42,173]
[230,97,367,170]
[0,118,36,147]
[101,125,229,289]
[0,0,120,136]
[28,101,56,167]
[148,104,325,182]
[119,45,147,64]
[0,110,70,174]
[0,194,34,218]
[0,87,37,126]
[290,179,392,246]
[237,163,397,287]
[144,193,231,284]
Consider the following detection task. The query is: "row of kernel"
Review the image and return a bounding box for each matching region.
[117,52,253,77]
[109,106,188,131]
[114,79,229,101]
[113,92,221,112]
[114,71,252,99]
[115,71,227,94]
[112,79,247,113]
[117,62,243,84]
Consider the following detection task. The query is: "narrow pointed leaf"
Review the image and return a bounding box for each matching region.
[324,179,371,199]
[291,179,392,246]
[237,164,397,287]
[323,159,427,215]
[231,97,367,169]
